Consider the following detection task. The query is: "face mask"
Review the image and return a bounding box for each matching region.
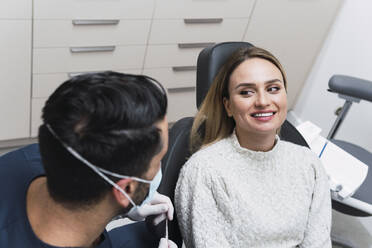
[46,124,162,211]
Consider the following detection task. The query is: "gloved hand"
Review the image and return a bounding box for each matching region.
[158,238,177,248]
[127,191,174,225]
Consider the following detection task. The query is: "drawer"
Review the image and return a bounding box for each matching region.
[143,67,196,90]
[33,45,146,74]
[167,89,197,123]
[144,45,203,68]
[149,19,248,44]
[34,20,151,47]
[31,98,46,137]
[34,0,155,19]
[32,69,142,98]
[154,0,255,19]
[0,0,31,19]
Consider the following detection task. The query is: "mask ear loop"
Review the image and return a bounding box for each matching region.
[45,124,152,207]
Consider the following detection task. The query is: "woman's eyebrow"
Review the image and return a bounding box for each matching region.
[234,79,283,89]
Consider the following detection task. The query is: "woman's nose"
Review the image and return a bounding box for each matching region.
[255,92,270,107]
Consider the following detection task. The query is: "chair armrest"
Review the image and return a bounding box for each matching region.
[329,75,372,102]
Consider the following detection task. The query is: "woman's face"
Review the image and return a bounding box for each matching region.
[223,58,287,138]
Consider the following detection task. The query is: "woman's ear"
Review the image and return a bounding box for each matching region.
[223,97,232,117]
[112,178,137,208]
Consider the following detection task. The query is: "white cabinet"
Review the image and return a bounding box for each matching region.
[0,0,343,141]
[145,0,255,122]
[0,0,32,19]
[31,0,155,136]
[244,0,342,108]
[0,0,32,141]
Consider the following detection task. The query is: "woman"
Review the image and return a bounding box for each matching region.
[175,46,331,248]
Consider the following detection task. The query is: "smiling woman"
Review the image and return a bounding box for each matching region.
[175,46,332,248]
[223,57,288,151]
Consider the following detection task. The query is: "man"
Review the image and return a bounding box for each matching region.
[0,71,177,247]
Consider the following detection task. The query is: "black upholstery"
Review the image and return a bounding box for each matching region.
[147,42,311,245]
[146,118,193,247]
[196,42,253,108]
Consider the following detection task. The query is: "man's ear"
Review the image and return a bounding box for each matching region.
[223,97,232,117]
[112,178,137,208]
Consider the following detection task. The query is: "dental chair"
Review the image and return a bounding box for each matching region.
[327,74,372,217]
[147,42,320,246]
[324,75,372,247]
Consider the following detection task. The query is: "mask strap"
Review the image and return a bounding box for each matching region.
[46,124,143,207]
[95,167,152,184]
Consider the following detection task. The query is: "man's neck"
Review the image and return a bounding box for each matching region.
[26,177,117,247]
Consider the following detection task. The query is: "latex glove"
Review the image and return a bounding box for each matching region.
[158,238,177,248]
[127,191,174,225]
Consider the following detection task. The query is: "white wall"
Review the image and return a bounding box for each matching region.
[294,0,372,153]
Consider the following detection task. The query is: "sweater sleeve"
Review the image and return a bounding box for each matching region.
[300,153,332,248]
[175,158,235,248]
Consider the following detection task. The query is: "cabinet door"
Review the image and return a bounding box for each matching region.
[244,0,342,108]
[0,0,31,19]
[0,21,32,140]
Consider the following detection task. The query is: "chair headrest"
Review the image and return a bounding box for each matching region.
[196,41,254,108]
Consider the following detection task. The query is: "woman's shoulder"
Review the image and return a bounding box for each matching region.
[279,139,317,157]
[279,140,324,173]
[189,137,231,160]
[181,138,231,172]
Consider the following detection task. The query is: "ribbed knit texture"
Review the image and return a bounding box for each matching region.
[175,132,331,248]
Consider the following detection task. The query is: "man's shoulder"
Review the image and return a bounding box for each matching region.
[0,144,44,232]
[0,143,43,175]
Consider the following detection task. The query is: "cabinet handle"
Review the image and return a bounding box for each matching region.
[68,71,102,78]
[172,66,197,72]
[184,18,223,24]
[168,86,196,93]
[178,42,215,49]
[72,19,120,26]
[70,46,115,53]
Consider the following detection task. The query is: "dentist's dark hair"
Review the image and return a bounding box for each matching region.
[38,71,167,208]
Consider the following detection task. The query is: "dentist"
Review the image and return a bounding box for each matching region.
[0,71,176,248]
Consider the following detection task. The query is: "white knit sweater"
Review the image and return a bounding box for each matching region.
[175,132,331,248]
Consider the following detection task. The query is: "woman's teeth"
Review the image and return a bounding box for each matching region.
[252,112,274,117]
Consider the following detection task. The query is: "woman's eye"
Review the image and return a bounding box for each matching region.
[268,86,280,92]
[240,90,254,96]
